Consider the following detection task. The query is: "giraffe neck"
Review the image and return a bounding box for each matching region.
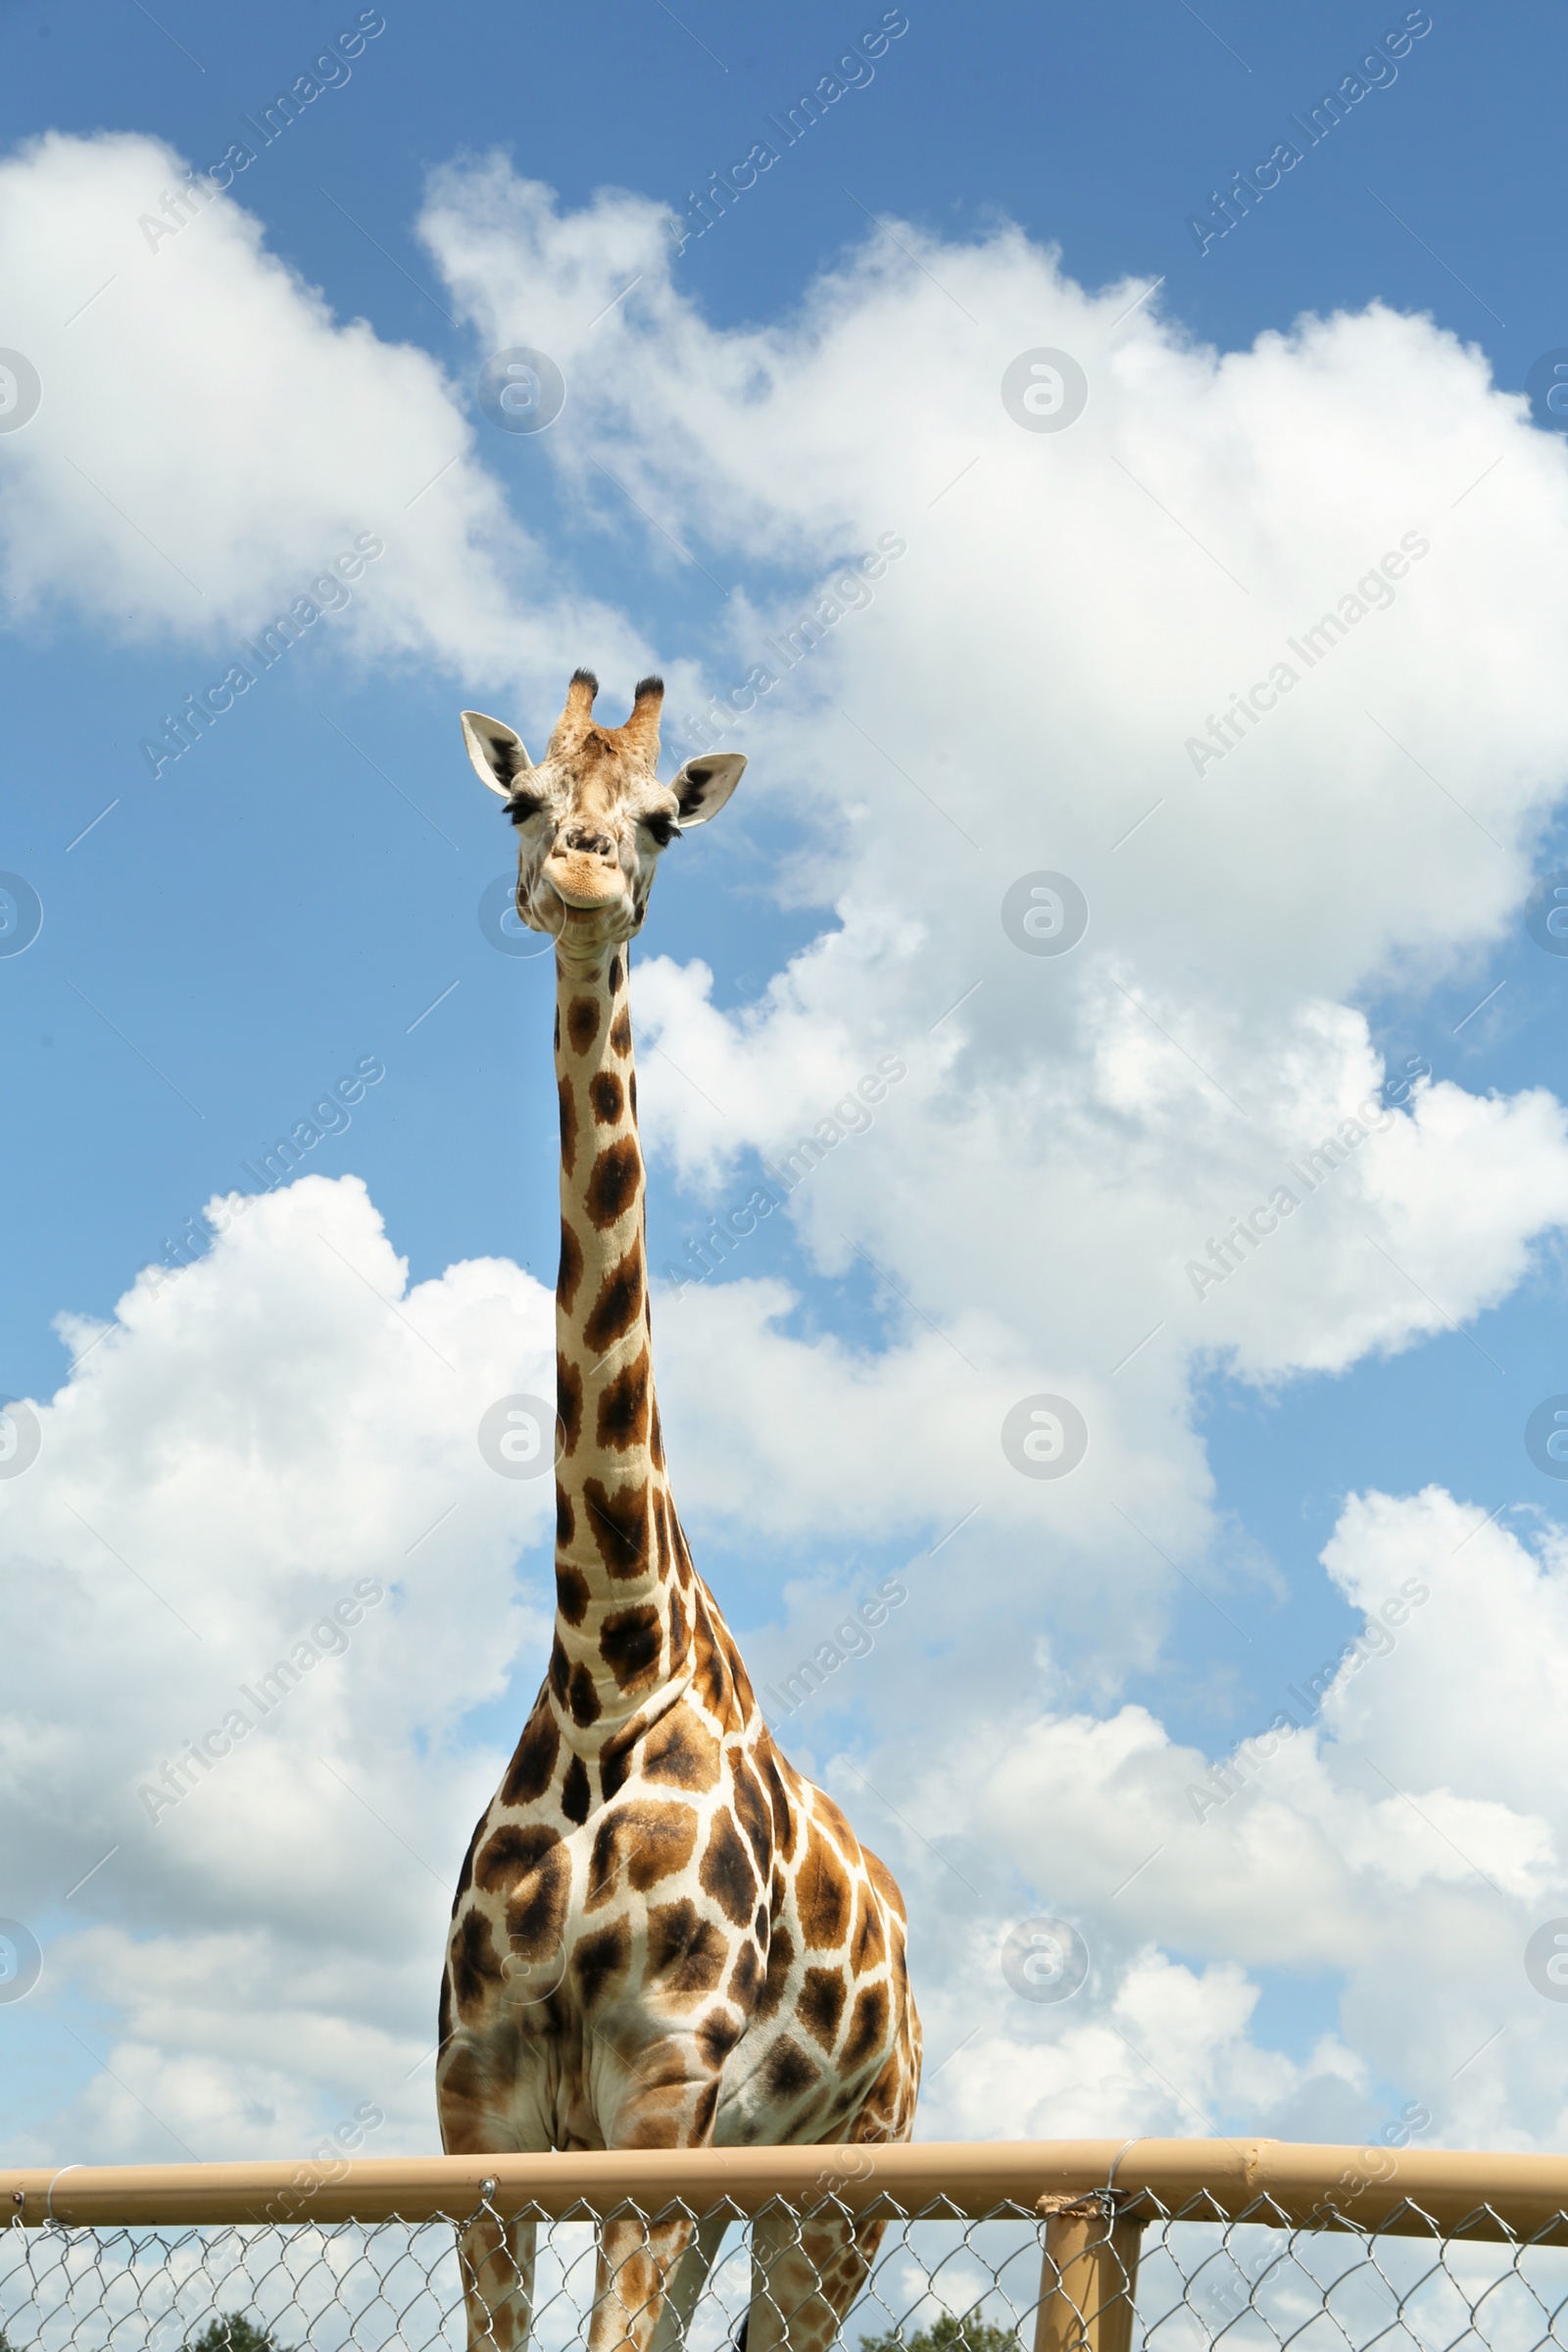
[551,941,689,1753]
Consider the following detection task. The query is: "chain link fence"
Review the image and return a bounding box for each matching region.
[7,2153,1568,2352]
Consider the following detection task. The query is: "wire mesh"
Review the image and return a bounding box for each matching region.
[6,2189,1568,2352]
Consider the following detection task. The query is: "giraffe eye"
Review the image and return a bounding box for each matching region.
[643,812,681,848]
[505,789,548,826]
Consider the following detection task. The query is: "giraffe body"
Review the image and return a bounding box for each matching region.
[438,673,920,2352]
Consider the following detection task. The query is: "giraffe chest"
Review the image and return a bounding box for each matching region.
[443,1709,915,2153]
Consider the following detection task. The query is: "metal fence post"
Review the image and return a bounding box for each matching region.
[1034,2194,1145,2352]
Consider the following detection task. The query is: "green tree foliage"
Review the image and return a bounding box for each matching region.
[184,2315,295,2352]
[859,2307,1022,2352]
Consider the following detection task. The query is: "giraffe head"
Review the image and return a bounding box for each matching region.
[462,670,745,967]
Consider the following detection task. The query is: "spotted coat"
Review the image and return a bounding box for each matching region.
[438,675,920,2352]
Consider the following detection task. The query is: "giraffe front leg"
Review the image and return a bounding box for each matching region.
[584,2032,727,2352]
[748,2207,887,2352]
[648,2213,732,2352]
[457,2212,539,2352]
[589,2210,699,2352]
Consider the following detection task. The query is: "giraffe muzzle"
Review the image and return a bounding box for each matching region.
[541,850,627,911]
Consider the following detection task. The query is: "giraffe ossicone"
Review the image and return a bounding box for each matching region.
[439,669,921,2352]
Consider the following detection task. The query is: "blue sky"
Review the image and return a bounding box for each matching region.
[6,0,1568,2172]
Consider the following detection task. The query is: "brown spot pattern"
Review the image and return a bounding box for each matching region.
[624,1803,700,1890]
[699,1809,759,1926]
[600,1602,662,1690]
[760,2035,818,2105]
[561,1753,591,1824]
[764,1754,799,1860]
[582,1249,644,1357]
[589,1802,698,1906]
[501,1706,559,1806]
[566,995,600,1054]
[555,1562,590,1626]
[504,1843,569,1955]
[597,1350,651,1451]
[475,1820,560,1891]
[583,1475,648,1575]
[800,1965,848,2051]
[585,1136,641,1229]
[841,1982,890,2075]
[573,1916,630,2006]
[732,1758,772,1873]
[752,1919,789,2032]
[588,1071,624,1126]
[642,1711,720,1791]
[691,1632,726,1716]
[558,1218,584,1314]
[567,1662,602,1727]
[851,1885,888,1975]
[726,1938,762,2011]
[452,1908,501,2009]
[558,1077,578,1178]
[696,2008,741,2070]
[798,1830,853,1949]
[647,1899,730,1996]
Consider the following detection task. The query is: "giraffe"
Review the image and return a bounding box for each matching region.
[437,669,921,2352]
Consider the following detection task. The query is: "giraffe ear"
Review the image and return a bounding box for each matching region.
[462,710,534,799]
[669,751,746,826]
